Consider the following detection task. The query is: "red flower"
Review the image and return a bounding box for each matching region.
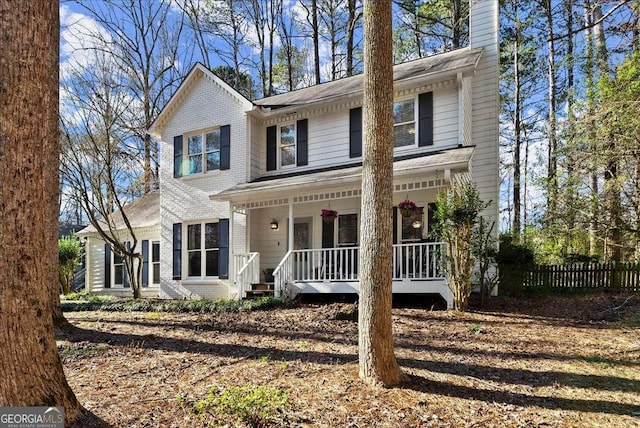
[398,200,418,211]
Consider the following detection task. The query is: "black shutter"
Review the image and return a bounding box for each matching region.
[296,119,308,166]
[418,92,433,147]
[220,125,231,170]
[349,107,362,158]
[172,223,182,280]
[218,219,229,279]
[142,240,149,287]
[392,207,398,245]
[104,244,111,288]
[173,135,183,177]
[322,220,335,248]
[266,125,277,171]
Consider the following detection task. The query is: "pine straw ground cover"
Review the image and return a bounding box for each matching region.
[58,294,640,428]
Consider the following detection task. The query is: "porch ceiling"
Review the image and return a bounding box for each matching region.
[211,146,474,205]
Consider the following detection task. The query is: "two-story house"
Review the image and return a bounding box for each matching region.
[85,0,498,308]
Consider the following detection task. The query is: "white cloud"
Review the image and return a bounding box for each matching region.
[59,4,112,79]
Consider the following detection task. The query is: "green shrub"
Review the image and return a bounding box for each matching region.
[59,235,83,295]
[496,234,536,296]
[61,296,291,313]
[189,384,289,426]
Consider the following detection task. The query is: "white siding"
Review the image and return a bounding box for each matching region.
[255,86,460,178]
[158,71,249,300]
[462,76,473,147]
[249,117,261,181]
[84,228,161,297]
[470,0,500,230]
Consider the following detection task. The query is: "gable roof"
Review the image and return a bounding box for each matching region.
[77,190,160,236]
[148,63,253,136]
[252,47,483,110]
[149,47,483,135]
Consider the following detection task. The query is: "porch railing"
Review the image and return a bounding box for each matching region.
[234,252,260,297]
[272,242,446,297]
[392,242,446,280]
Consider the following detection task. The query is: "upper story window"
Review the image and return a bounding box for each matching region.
[280,123,296,167]
[349,92,432,159]
[393,98,416,148]
[187,222,219,278]
[187,128,220,174]
[173,125,230,178]
[266,119,308,171]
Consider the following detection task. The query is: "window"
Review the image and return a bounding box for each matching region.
[338,214,358,246]
[393,98,416,148]
[152,241,160,285]
[401,206,424,242]
[187,222,219,277]
[187,129,221,175]
[113,251,124,287]
[279,124,296,167]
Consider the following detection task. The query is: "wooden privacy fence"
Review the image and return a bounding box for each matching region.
[522,262,640,292]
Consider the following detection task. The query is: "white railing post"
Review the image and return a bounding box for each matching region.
[235,252,260,299]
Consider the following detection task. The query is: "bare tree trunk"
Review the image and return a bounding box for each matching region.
[634,0,640,52]
[512,15,522,242]
[346,0,357,76]
[312,0,321,84]
[584,0,600,256]
[0,0,80,423]
[413,1,422,57]
[565,0,577,253]
[593,1,621,261]
[452,0,463,48]
[544,0,558,221]
[358,0,405,387]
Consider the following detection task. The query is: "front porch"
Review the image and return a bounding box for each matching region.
[214,148,474,310]
[233,242,452,308]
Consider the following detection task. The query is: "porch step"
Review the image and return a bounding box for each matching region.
[245,282,275,299]
[244,290,275,299]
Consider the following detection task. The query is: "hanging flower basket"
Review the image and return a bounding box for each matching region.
[398,199,418,217]
[321,209,338,223]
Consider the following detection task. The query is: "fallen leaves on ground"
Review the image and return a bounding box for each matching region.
[58,294,640,427]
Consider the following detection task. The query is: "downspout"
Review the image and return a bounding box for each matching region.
[457,72,464,146]
[229,204,235,300]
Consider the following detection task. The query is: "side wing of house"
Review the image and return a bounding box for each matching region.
[82,228,161,297]
[77,190,161,297]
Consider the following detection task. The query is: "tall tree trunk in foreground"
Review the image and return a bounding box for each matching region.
[358,0,405,387]
[0,1,80,424]
[544,0,558,222]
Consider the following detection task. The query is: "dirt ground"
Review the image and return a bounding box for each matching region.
[58,293,640,427]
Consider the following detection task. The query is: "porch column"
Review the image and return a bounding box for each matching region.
[288,201,294,251]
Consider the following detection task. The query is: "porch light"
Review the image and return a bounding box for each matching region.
[270,219,279,230]
[412,219,422,229]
